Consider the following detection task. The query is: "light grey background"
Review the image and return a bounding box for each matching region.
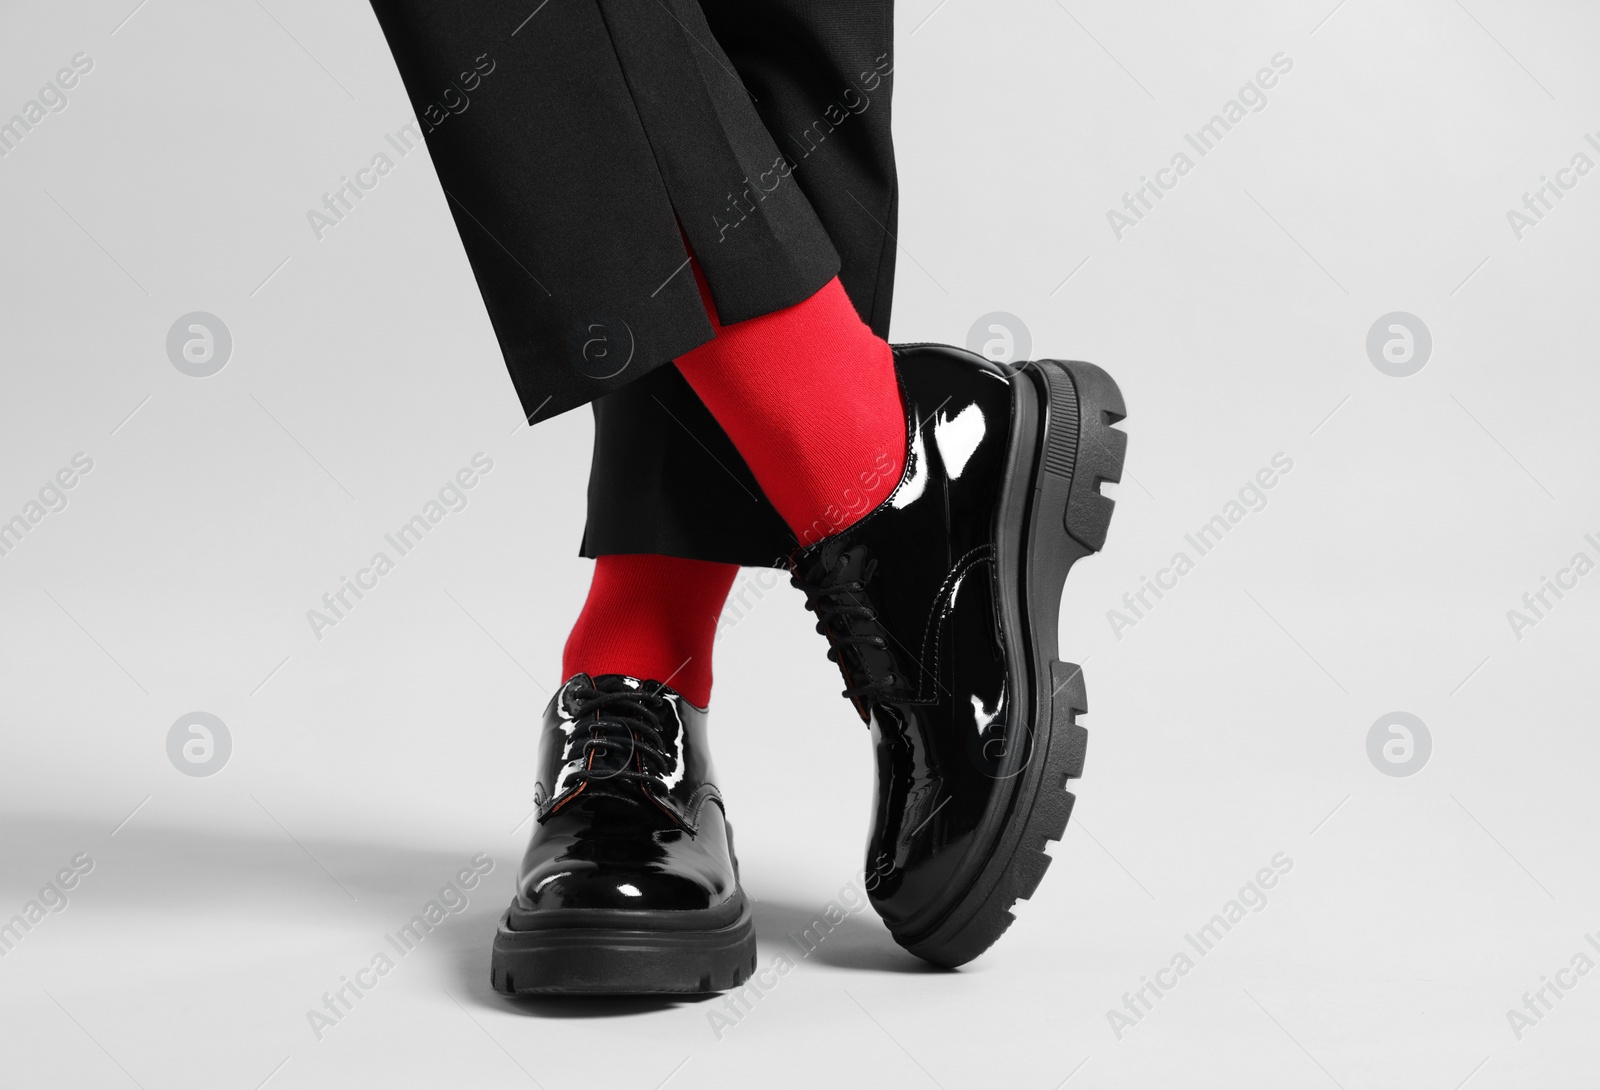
[3,0,1597,1087]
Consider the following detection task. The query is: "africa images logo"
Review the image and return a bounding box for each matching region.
[1106,52,1294,240]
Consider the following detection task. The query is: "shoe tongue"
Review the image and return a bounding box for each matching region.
[792,531,843,572]
[829,544,872,584]
[561,673,643,715]
[795,538,857,583]
[593,673,674,699]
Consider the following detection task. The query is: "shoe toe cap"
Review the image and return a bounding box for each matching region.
[517,862,724,912]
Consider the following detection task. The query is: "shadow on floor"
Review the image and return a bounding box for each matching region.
[8,811,940,1021]
[749,894,943,975]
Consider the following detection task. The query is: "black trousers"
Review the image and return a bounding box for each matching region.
[368,0,898,566]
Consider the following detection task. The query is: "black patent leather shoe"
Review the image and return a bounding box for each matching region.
[490,673,756,995]
[790,346,1127,967]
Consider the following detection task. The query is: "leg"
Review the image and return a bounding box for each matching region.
[672,257,905,547]
[562,554,737,707]
[582,0,899,567]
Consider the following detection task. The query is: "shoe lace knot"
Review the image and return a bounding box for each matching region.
[564,679,675,805]
[790,550,899,703]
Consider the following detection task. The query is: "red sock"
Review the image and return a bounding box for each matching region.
[561,553,738,706]
[675,260,906,547]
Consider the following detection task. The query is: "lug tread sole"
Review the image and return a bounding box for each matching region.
[489,906,757,996]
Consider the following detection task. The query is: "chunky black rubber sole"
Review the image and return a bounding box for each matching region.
[489,900,758,996]
[895,358,1126,968]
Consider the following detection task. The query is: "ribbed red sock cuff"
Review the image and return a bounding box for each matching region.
[675,260,906,547]
[561,553,739,706]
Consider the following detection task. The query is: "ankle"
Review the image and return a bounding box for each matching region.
[562,554,737,706]
[674,280,907,547]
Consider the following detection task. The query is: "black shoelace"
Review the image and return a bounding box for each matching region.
[564,681,674,805]
[791,553,899,703]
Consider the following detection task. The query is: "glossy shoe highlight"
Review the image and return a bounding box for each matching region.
[790,345,1127,967]
[490,674,756,995]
